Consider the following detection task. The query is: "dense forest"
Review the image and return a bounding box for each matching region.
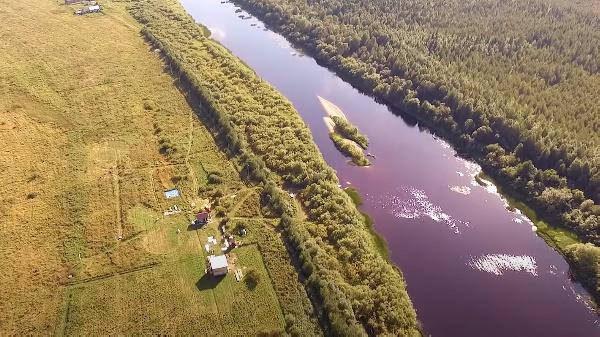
[231,0,600,300]
[126,0,419,335]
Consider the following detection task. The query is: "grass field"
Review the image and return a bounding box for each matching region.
[0,0,315,334]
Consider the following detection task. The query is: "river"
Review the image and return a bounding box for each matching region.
[179,0,600,335]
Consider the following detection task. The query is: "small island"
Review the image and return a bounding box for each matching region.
[319,96,371,166]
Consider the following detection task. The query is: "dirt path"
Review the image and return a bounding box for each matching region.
[111,154,124,239]
[184,110,199,199]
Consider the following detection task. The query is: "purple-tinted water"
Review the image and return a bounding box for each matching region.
[180,0,600,335]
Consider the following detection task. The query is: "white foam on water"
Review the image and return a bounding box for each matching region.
[468,254,538,276]
[379,186,470,234]
[207,26,227,40]
[434,136,452,149]
[450,185,471,195]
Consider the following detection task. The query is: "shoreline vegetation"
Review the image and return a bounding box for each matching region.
[477,172,600,306]
[228,0,600,304]
[126,0,420,335]
[344,187,389,260]
[319,96,371,166]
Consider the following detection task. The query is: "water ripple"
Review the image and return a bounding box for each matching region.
[376,186,470,234]
[468,254,538,276]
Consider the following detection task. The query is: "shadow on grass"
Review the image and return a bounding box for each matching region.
[196,273,225,291]
[187,221,206,231]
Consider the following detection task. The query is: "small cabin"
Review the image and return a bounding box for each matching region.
[208,255,228,276]
[196,207,212,224]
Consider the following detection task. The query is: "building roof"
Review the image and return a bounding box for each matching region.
[197,211,209,220]
[164,189,180,199]
[208,255,228,270]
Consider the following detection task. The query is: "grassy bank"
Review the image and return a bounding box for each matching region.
[329,132,370,166]
[125,0,419,334]
[331,116,369,150]
[328,115,370,166]
[344,188,389,260]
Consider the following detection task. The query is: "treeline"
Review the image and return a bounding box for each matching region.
[125,0,419,335]
[565,243,600,303]
[231,0,600,297]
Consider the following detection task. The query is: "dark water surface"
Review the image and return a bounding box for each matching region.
[180,0,600,335]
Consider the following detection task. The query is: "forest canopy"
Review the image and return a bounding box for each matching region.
[231,0,600,301]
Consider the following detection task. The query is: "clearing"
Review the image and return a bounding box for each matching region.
[0,0,315,334]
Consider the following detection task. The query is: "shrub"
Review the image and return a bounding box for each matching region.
[244,268,261,289]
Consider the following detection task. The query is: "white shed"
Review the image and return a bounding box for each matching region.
[208,255,228,276]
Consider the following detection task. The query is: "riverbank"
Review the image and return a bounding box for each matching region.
[344,187,389,260]
[227,0,600,306]
[177,0,600,334]
[477,172,600,306]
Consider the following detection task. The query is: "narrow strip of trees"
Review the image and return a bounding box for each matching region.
[126,0,419,335]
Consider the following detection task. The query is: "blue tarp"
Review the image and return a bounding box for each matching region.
[164,189,180,199]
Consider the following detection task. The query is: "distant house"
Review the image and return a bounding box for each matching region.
[74,4,101,15]
[208,255,228,276]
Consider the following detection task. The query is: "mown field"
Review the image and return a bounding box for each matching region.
[0,0,317,334]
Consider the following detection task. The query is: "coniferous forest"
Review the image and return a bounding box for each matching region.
[230,0,600,300]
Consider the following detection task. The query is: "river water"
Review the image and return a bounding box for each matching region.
[180,0,600,335]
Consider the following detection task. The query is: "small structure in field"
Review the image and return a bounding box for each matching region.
[65,0,82,4]
[221,235,239,252]
[74,4,101,15]
[163,204,180,216]
[208,255,228,276]
[196,207,212,225]
[164,189,180,199]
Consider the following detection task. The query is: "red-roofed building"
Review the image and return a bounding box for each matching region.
[196,207,211,224]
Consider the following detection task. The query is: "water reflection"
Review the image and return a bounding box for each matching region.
[468,254,538,276]
[373,186,470,234]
